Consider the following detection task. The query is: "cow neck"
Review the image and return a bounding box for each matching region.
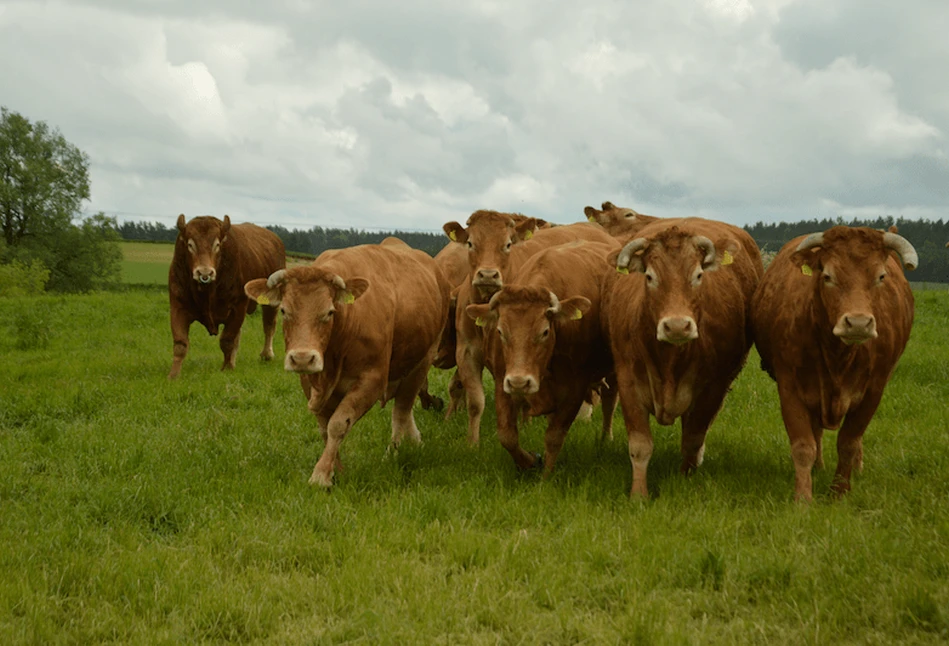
[810,290,870,428]
[636,307,698,422]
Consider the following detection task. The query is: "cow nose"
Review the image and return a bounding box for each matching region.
[503,374,539,395]
[834,313,877,344]
[657,316,698,345]
[475,269,501,284]
[193,267,216,283]
[285,350,323,373]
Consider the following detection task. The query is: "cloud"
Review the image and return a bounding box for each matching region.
[0,0,946,233]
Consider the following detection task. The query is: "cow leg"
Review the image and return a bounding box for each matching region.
[543,389,587,476]
[832,387,884,497]
[416,375,444,412]
[776,375,822,502]
[168,306,193,379]
[443,369,466,418]
[495,384,539,471]
[219,308,246,371]
[456,344,486,445]
[600,374,619,442]
[617,371,654,498]
[260,304,278,361]
[814,427,825,470]
[391,358,433,446]
[679,380,730,475]
[309,373,383,487]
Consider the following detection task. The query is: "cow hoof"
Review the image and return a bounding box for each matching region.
[531,452,543,470]
[429,396,444,412]
[308,469,334,488]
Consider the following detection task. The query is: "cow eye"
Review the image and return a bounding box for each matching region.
[625,213,634,218]
[279,306,286,316]
[695,271,704,283]
[466,241,474,250]
[505,241,512,251]
[878,273,886,283]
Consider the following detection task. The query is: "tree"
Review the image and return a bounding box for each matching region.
[0,107,120,292]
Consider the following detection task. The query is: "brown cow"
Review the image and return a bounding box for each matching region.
[751,226,917,501]
[168,214,285,379]
[244,237,451,487]
[583,201,660,239]
[443,210,616,444]
[467,241,619,474]
[604,218,763,497]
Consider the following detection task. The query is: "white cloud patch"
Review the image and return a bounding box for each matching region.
[0,0,945,232]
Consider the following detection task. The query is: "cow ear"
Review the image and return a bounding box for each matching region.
[245,278,283,306]
[601,201,615,211]
[176,214,187,233]
[708,238,741,271]
[790,248,823,276]
[583,206,602,224]
[551,296,591,322]
[336,277,369,305]
[466,303,496,327]
[444,222,468,244]
[221,215,231,238]
[514,217,538,242]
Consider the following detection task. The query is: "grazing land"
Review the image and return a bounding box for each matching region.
[1,285,948,644]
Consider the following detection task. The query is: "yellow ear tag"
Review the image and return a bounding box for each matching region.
[587,215,597,222]
[523,230,533,240]
[475,316,487,327]
[342,292,355,304]
[571,309,583,320]
[257,295,270,305]
[448,230,457,242]
[801,264,813,276]
[616,266,629,275]
[722,250,734,266]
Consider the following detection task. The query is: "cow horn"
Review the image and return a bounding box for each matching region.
[883,232,919,270]
[617,238,648,269]
[547,292,561,316]
[266,269,287,288]
[796,233,824,253]
[332,275,347,290]
[693,236,716,267]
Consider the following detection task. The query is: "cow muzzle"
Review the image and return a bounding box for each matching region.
[833,313,877,345]
[193,266,216,284]
[657,316,698,345]
[503,373,539,396]
[285,349,324,373]
[473,268,502,291]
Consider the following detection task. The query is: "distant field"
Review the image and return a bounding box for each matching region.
[120,241,311,285]
[1,287,947,643]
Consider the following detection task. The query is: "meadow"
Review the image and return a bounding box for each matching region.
[1,281,948,643]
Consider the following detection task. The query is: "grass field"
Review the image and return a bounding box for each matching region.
[1,286,948,644]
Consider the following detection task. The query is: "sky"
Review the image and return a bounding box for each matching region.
[1,0,947,233]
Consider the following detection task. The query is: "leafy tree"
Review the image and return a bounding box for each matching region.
[0,107,120,292]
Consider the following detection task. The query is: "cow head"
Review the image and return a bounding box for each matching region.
[244,267,369,373]
[177,214,232,285]
[792,226,917,345]
[443,210,538,300]
[583,201,659,239]
[466,286,590,396]
[614,226,739,345]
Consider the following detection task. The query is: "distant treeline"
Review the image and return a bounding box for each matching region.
[115,220,446,257]
[745,216,949,284]
[117,215,949,282]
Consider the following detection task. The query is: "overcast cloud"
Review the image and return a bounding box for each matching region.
[1,0,946,232]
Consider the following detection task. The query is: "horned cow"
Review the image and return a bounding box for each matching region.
[168,214,285,379]
[603,218,763,497]
[244,237,450,487]
[751,226,917,501]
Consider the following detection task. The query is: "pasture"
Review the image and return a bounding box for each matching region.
[1,285,948,644]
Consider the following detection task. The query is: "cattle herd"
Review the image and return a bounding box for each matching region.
[167,203,920,502]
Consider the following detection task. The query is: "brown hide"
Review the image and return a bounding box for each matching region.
[751,226,916,501]
[583,201,660,239]
[604,218,762,498]
[466,241,618,473]
[244,237,451,487]
[168,214,285,379]
[447,214,617,444]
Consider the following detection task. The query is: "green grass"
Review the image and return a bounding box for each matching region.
[120,242,173,285]
[1,289,948,644]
